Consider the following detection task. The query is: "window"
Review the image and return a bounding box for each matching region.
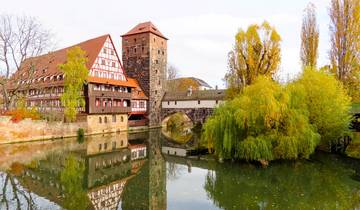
[95,99,100,107]
[139,101,145,108]
[99,144,102,151]
[101,59,105,65]
[155,60,158,64]
[104,143,107,150]
[162,51,165,55]
[99,117,102,123]
[111,50,114,55]
[103,48,107,53]
[175,101,177,105]
[112,115,116,122]
[112,141,116,150]
[155,90,157,95]
[198,100,201,104]
[167,101,170,105]
[120,140,123,146]
[121,116,124,122]
[104,117,108,123]
[142,46,144,52]
[134,38,137,42]
[153,38,156,42]
[134,48,137,53]
[158,50,160,54]
[216,100,219,104]
[123,101,128,107]
[158,80,161,85]
[112,62,116,67]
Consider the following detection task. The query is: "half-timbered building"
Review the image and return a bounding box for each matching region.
[9,34,137,131]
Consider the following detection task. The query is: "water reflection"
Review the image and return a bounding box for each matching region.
[0,130,359,210]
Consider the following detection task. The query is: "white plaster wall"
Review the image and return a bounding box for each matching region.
[161,146,187,157]
[162,100,223,109]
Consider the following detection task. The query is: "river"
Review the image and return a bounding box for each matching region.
[0,129,359,210]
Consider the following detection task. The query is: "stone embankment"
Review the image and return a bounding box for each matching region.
[0,116,88,144]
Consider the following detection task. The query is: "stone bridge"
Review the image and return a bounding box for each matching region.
[161,108,214,124]
[160,89,226,124]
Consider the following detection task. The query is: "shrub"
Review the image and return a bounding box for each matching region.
[295,68,352,145]
[77,128,85,143]
[5,107,40,123]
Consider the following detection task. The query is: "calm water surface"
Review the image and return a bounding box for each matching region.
[0,129,359,210]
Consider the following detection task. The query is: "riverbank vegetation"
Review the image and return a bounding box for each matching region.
[203,0,359,163]
[203,68,351,162]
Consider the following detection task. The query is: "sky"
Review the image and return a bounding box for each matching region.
[1,0,332,88]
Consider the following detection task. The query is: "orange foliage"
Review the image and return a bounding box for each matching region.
[5,108,40,123]
[10,162,24,176]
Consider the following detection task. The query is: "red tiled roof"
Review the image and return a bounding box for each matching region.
[12,34,109,82]
[121,21,168,40]
[9,34,136,89]
[87,76,136,88]
[128,78,148,100]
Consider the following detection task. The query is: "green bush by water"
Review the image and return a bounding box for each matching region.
[77,128,85,143]
[203,68,351,162]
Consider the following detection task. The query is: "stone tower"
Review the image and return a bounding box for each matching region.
[121,22,167,127]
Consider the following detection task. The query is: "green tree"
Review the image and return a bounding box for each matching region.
[294,67,352,146]
[203,76,320,162]
[225,21,281,98]
[59,46,89,122]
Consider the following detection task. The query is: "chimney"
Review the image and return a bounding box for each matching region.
[187,86,193,96]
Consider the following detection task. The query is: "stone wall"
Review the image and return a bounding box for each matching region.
[122,30,167,127]
[0,114,128,144]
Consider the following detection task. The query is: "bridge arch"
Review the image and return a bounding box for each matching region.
[161,108,214,125]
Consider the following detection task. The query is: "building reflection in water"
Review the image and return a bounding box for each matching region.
[4,130,167,210]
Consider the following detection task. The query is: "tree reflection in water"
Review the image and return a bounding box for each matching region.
[60,155,89,210]
[204,154,360,210]
[0,172,36,210]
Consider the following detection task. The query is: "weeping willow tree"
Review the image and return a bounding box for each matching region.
[203,76,320,162]
[204,68,352,162]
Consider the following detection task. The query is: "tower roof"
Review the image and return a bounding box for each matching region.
[122,21,168,40]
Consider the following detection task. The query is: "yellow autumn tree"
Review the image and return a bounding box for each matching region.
[329,0,360,102]
[59,47,89,122]
[225,21,281,98]
[300,2,319,68]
